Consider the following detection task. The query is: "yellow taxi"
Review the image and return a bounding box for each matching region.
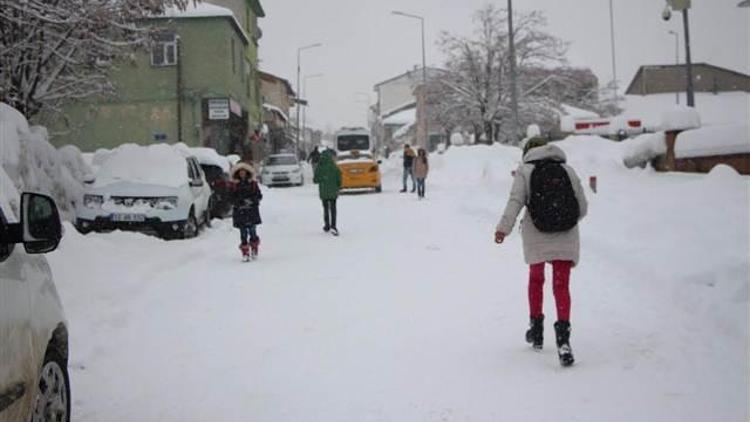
[337,150,382,192]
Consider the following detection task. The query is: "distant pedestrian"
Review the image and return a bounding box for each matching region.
[231,163,263,261]
[313,150,342,236]
[413,148,429,199]
[307,146,321,169]
[494,137,588,367]
[400,144,416,193]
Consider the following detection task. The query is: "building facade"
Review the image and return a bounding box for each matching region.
[49,1,265,155]
[626,63,750,96]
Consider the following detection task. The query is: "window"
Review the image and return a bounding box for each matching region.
[151,32,177,67]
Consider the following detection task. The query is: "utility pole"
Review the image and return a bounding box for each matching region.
[391,11,428,148]
[669,30,680,105]
[507,0,520,145]
[608,0,619,109]
[682,8,695,107]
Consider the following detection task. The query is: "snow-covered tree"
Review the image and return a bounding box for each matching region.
[437,5,569,144]
[0,0,191,120]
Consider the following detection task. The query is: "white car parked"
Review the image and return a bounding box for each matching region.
[75,144,211,240]
[0,192,69,422]
[260,154,304,187]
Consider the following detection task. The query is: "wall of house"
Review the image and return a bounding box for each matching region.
[49,18,249,152]
[377,76,417,116]
[632,66,750,95]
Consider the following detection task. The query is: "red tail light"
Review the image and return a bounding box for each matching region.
[369,165,379,173]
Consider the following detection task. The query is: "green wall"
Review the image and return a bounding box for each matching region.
[51,16,260,152]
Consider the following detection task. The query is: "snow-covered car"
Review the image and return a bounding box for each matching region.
[260,154,304,186]
[0,192,69,422]
[75,144,211,239]
[190,147,233,219]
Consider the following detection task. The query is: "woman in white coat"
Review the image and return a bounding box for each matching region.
[494,138,588,366]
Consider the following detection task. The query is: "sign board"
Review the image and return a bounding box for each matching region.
[208,99,230,120]
[667,0,691,11]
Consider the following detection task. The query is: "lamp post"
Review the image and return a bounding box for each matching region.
[302,73,323,150]
[608,0,619,109]
[663,0,694,107]
[296,43,322,153]
[391,10,428,148]
[738,0,750,7]
[668,30,680,104]
[507,0,520,145]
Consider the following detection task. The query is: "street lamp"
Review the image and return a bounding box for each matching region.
[662,0,695,107]
[302,73,323,149]
[668,30,680,105]
[738,0,750,7]
[391,10,428,148]
[296,42,322,153]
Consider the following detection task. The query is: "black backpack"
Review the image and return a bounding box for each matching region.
[527,160,580,232]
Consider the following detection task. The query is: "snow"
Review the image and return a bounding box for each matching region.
[675,124,750,159]
[623,92,750,129]
[392,121,415,140]
[382,107,416,126]
[47,137,749,421]
[661,108,702,132]
[263,103,289,122]
[160,2,249,43]
[621,132,667,168]
[0,102,90,220]
[189,147,231,173]
[95,144,189,188]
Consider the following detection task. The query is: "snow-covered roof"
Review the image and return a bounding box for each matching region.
[559,104,600,119]
[383,107,416,126]
[675,124,750,159]
[380,101,417,120]
[263,103,289,122]
[393,121,415,139]
[158,2,249,44]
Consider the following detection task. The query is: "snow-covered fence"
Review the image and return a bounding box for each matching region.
[0,102,91,220]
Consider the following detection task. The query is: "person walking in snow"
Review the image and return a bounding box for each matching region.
[313,150,342,236]
[400,144,417,193]
[307,146,321,169]
[231,163,263,261]
[494,137,588,367]
[413,147,429,199]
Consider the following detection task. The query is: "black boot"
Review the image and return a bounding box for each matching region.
[554,321,575,367]
[525,315,544,350]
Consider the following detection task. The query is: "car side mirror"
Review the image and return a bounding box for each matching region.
[20,192,63,254]
[190,179,204,188]
[377,160,383,164]
[83,174,96,184]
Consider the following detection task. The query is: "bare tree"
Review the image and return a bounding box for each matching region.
[0,0,191,120]
[437,5,569,144]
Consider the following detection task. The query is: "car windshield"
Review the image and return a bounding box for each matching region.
[337,135,370,151]
[266,156,297,166]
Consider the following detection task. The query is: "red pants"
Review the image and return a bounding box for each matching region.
[528,260,572,322]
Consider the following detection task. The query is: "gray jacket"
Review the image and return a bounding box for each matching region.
[496,144,588,265]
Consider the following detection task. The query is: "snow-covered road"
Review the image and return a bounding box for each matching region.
[48,140,749,421]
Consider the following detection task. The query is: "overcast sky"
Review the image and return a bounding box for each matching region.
[258,0,749,131]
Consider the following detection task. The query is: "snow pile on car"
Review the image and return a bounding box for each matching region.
[188,146,231,174]
[0,102,91,220]
[95,143,190,188]
[675,124,750,159]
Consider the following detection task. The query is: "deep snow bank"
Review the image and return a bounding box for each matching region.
[0,102,91,219]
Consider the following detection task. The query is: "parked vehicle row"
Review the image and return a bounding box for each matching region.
[0,192,70,422]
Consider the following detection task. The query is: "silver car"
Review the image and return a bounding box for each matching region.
[0,193,69,422]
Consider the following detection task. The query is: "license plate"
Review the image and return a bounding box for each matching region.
[349,168,364,174]
[112,213,146,222]
[272,177,289,182]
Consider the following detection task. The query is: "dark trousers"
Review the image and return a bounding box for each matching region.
[322,199,337,229]
[239,225,258,245]
[416,178,426,197]
[402,166,415,191]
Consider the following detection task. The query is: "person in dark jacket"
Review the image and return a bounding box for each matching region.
[413,148,429,199]
[231,163,263,260]
[313,150,342,235]
[400,144,416,193]
[307,147,321,169]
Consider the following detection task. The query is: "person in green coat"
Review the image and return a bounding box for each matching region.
[313,150,342,235]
